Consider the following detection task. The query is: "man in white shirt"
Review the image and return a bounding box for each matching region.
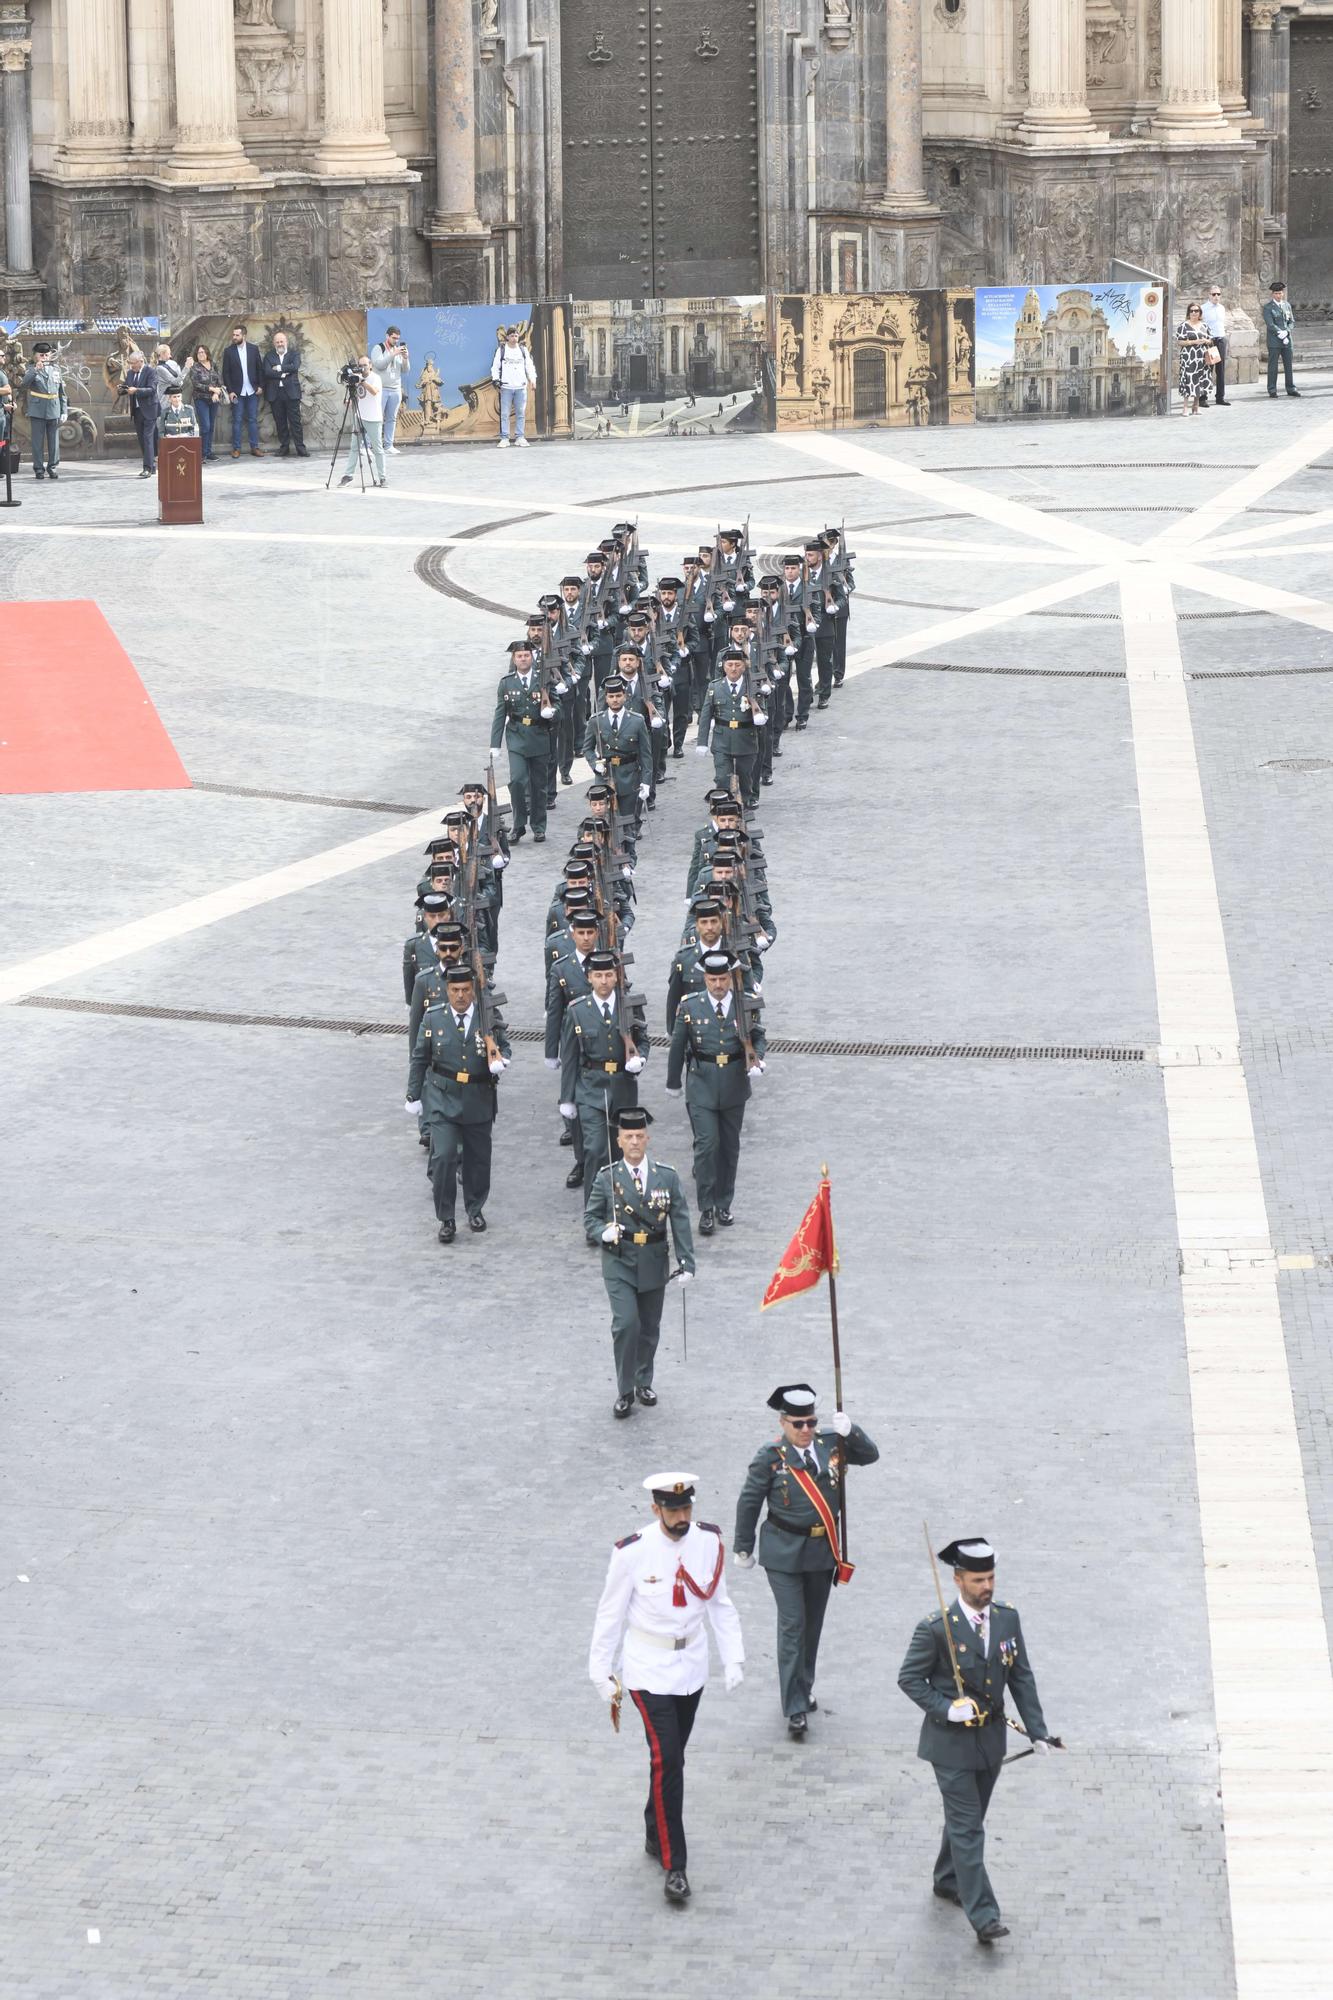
[589,1470,743,1903]
[339,358,386,489]
[491,325,538,448]
[1202,287,1230,407]
[370,325,410,453]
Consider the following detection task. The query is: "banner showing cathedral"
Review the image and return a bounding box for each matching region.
[771,292,974,431]
[973,285,1166,422]
[571,298,768,440]
[365,305,573,442]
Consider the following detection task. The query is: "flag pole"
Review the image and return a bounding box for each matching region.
[823,1164,849,1563]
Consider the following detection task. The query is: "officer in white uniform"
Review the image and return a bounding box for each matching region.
[589,1472,745,1904]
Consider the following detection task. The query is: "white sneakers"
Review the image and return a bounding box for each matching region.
[516,437,530,448]
[497,436,531,448]
[497,437,509,448]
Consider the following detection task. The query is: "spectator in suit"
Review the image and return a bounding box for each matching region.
[22,339,66,482]
[189,344,224,462]
[221,322,265,458]
[263,330,307,457]
[120,347,159,477]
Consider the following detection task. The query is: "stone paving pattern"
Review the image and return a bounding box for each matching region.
[8,376,1333,1995]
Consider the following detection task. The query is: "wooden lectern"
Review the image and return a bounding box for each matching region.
[158,435,203,525]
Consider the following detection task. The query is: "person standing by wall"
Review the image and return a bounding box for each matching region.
[22,339,66,481]
[263,330,307,458]
[492,326,537,448]
[120,346,159,477]
[1202,287,1230,407]
[189,344,224,462]
[370,325,410,454]
[153,341,185,422]
[1264,280,1300,398]
[222,322,265,458]
[1176,304,1211,418]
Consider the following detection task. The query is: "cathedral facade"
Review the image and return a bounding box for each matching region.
[0,0,1322,326]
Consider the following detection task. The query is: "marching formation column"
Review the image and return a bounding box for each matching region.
[1,2,35,274]
[164,0,259,180]
[58,0,130,176]
[1017,0,1106,142]
[314,0,408,177]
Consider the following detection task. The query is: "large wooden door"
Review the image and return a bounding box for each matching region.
[1289,23,1333,316]
[560,0,762,298]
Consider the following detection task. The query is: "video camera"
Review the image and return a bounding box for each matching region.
[338,358,367,389]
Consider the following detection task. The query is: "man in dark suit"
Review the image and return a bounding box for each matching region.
[262,331,307,457]
[221,322,265,458]
[899,1537,1060,1944]
[120,348,159,477]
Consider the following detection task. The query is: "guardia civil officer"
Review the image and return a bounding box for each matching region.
[696,648,766,806]
[898,1537,1060,1945]
[405,963,511,1242]
[488,637,555,843]
[584,1105,695,1416]
[588,1471,744,1904]
[733,1382,878,1737]
[558,949,649,1174]
[665,948,766,1234]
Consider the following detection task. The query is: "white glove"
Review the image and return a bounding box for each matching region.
[597,615,608,629]
[592,759,605,775]
[638,784,650,801]
[488,746,503,762]
[539,704,556,720]
[665,1086,682,1098]
[704,608,715,623]
[722,596,734,612]
[675,1269,693,1286]
[723,1664,744,1692]
[947,1700,974,1724]
[558,1101,576,1119]
[544,1056,560,1071]
[621,863,634,878]
[733,1550,756,1570]
[594,1675,618,1701]
[657,676,671,691]
[1033,1737,1052,1757]
[752,711,768,726]
[581,641,593,655]
[752,982,763,1000]
[806,618,817,634]
[830,1410,851,1437]
[554,681,569,696]
[747,1061,765,1076]
[695,743,710,757]
[755,936,771,953]
[491,854,508,871]
[404,1099,423,1114]
[488,1057,508,1076]
[601,1222,622,1244]
[784,644,797,657]
[625,1054,645,1074]
[650,715,665,731]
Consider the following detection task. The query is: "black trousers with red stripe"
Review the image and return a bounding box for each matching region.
[631,1687,702,1871]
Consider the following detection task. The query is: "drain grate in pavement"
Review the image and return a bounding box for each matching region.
[192,781,430,815]
[1261,757,1333,771]
[885,658,1127,678]
[1192,662,1333,680]
[15,995,1143,1062]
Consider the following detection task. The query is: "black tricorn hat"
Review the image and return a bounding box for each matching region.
[937,1538,995,1572]
[766,1382,816,1414]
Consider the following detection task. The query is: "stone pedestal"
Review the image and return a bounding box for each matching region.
[1018,0,1107,143]
[1153,0,1230,136]
[58,0,130,178]
[314,0,408,178]
[163,0,259,181]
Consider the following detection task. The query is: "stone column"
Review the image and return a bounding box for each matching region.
[1018,0,1106,141]
[1153,0,1228,133]
[314,0,407,176]
[1219,0,1246,116]
[164,0,259,179]
[127,0,172,159]
[60,0,130,176]
[884,0,932,210]
[1247,2,1279,217]
[1,2,34,272]
[428,0,488,300]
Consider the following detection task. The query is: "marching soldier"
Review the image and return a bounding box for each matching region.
[821,525,855,686]
[405,963,511,1243]
[584,1106,695,1415]
[665,948,766,1234]
[559,949,649,1175]
[666,898,759,1031]
[588,1470,744,1904]
[694,846,776,954]
[457,779,510,921]
[408,919,471,1060]
[682,553,714,713]
[584,672,653,828]
[696,648,766,805]
[546,909,602,1185]
[898,1537,1061,1945]
[403,888,459,1001]
[779,554,813,730]
[489,637,555,844]
[686,788,741,897]
[545,887,600,982]
[732,1383,879,1739]
[802,537,843,712]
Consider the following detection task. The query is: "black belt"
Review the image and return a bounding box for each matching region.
[769,1515,827,1539]
[692,1051,739,1065]
[582,1059,625,1073]
[618,1227,666,1244]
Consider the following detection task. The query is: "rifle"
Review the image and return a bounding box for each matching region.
[484,752,511,828]
[471,928,506,1073]
[605,910,645,1068]
[730,953,760,1072]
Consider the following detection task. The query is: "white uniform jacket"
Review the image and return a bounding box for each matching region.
[588,1519,745,1697]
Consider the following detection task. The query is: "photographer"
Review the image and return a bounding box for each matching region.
[370,325,409,454]
[337,357,387,489]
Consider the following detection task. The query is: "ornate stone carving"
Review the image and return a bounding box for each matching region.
[1011,182,1040,275]
[822,0,853,47]
[336,204,397,302]
[1246,1,1279,26]
[234,0,302,121]
[162,211,186,305]
[933,0,963,30]
[1115,181,1159,265]
[191,214,249,308]
[234,0,277,23]
[1175,180,1226,290]
[1046,181,1099,273]
[265,200,326,299]
[907,236,932,286]
[1015,0,1030,93]
[1086,0,1128,85]
[79,208,131,307]
[1144,0,1161,90]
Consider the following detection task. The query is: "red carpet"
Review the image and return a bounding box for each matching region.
[0,601,190,794]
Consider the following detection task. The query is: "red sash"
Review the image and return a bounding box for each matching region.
[672,1537,725,1607]
[789,1466,854,1584]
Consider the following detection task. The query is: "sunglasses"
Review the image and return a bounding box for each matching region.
[787,1416,819,1430]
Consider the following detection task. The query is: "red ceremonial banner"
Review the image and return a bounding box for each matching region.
[761,1177,838,1310]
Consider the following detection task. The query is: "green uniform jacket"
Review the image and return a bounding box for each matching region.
[408,1000,512,1126]
[666,989,766,1106]
[584,1156,696,1288]
[898,1600,1049,1771]
[545,948,591,1060]
[666,944,760,1031]
[733,1425,878,1572]
[583,709,652,791]
[402,929,436,1004]
[560,990,649,1113]
[698,676,763,749]
[689,825,767,894]
[1263,298,1295,347]
[688,861,775,943]
[490,671,555,755]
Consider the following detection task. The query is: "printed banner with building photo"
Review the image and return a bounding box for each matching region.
[771,291,974,431]
[973,284,1166,422]
[365,305,573,442]
[572,299,768,439]
[1,317,164,459]
[170,311,367,449]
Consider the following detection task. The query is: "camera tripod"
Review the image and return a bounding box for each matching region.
[326,377,377,491]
